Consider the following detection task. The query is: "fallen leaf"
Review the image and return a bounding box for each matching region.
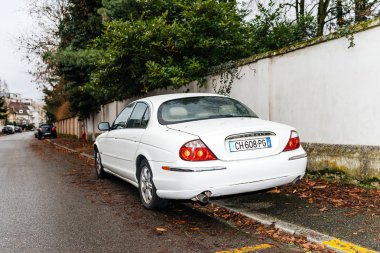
[344,211,358,216]
[268,188,281,193]
[175,220,187,225]
[154,227,167,234]
[313,185,327,189]
[319,207,328,212]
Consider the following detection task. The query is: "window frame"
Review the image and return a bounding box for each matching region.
[111,102,136,130]
[126,102,150,129]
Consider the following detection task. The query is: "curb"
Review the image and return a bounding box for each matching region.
[213,202,378,253]
[47,139,378,253]
[46,139,94,160]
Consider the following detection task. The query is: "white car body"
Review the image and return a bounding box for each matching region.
[94,93,307,208]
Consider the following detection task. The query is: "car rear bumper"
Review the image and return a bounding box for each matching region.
[39,132,56,136]
[152,149,307,200]
[156,174,304,200]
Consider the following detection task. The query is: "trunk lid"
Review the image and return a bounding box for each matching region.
[167,118,292,161]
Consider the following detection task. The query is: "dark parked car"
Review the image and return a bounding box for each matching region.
[36,123,57,140]
[14,126,22,133]
[2,126,15,134]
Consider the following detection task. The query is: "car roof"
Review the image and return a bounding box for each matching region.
[141,93,226,105]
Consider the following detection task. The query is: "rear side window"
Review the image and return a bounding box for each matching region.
[126,102,149,129]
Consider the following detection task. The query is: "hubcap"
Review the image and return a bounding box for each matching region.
[140,166,153,204]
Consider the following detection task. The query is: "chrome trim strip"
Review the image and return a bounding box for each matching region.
[288,153,308,161]
[226,131,276,140]
[169,166,227,172]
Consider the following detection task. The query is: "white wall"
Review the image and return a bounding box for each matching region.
[82,25,380,147]
[207,26,380,146]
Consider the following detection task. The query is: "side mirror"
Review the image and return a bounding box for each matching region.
[98,122,110,131]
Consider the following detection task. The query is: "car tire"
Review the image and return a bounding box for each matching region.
[95,149,106,179]
[138,160,168,210]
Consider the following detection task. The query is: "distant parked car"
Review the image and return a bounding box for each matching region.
[94,93,307,210]
[14,126,22,133]
[2,126,15,134]
[37,123,57,140]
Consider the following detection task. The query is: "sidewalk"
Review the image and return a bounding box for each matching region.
[47,137,379,253]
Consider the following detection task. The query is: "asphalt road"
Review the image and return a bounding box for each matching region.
[0,132,304,253]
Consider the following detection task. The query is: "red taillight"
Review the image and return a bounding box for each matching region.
[283,131,300,151]
[179,140,217,161]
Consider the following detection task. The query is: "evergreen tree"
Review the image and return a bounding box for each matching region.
[0,96,7,121]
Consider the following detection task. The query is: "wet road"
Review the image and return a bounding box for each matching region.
[0,133,303,252]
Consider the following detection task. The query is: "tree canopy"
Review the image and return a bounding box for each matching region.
[21,0,380,120]
[0,78,8,121]
[86,0,253,100]
[0,96,7,121]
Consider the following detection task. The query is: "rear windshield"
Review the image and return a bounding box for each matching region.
[158,96,258,125]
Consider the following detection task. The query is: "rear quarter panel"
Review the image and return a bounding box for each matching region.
[139,126,198,163]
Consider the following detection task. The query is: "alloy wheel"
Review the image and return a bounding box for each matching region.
[140,166,153,204]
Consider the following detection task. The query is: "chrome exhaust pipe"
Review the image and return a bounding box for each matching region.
[291,176,301,185]
[195,191,212,204]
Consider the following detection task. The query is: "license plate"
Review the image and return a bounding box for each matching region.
[229,137,272,152]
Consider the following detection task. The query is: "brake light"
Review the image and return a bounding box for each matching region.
[179,140,217,161]
[283,130,300,151]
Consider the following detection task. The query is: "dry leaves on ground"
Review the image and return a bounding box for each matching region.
[52,137,94,155]
[280,179,380,216]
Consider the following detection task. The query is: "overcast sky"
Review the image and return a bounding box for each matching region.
[0,0,43,102]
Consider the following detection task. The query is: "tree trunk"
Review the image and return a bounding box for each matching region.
[355,0,368,22]
[336,0,344,26]
[295,0,305,21]
[92,112,95,142]
[299,0,305,16]
[317,0,330,36]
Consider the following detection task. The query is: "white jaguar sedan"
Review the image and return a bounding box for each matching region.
[94,93,307,210]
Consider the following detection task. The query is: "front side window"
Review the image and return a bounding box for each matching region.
[126,102,149,128]
[158,96,258,125]
[112,103,135,129]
